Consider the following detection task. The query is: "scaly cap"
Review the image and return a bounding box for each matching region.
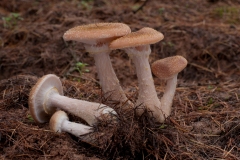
[151,56,187,79]
[63,23,131,45]
[109,27,164,50]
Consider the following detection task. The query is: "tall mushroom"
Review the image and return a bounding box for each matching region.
[29,74,117,125]
[49,110,96,144]
[63,23,133,108]
[109,27,165,122]
[151,56,187,117]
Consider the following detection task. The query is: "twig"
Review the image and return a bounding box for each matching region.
[133,0,150,14]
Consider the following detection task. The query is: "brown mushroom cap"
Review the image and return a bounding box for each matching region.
[49,110,69,133]
[63,23,131,45]
[109,27,164,50]
[151,56,187,79]
[28,74,63,123]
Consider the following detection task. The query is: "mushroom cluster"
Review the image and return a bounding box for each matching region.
[28,22,187,143]
[28,74,116,143]
[29,74,117,125]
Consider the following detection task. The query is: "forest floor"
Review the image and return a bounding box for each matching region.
[0,0,240,159]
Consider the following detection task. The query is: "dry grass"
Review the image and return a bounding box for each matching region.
[0,75,239,159]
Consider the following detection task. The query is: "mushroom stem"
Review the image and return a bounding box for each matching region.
[50,110,96,144]
[61,119,92,137]
[93,51,130,103]
[84,43,133,109]
[125,46,163,121]
[160,74,178,117]
[44,87,116,126]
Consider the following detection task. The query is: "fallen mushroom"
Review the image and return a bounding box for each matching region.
[151,55,187,117]
[63,23,133,108]
[49,110,96,144]
[29,74,117,125]
[109,27,165,122]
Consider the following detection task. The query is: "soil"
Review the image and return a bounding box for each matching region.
[0,0,240,159]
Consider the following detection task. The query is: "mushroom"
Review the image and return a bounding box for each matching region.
[29,74,117,125]
[151,55,187,117]
[109,27,164,122]
[49,110,95,144]
[63,23,133,108]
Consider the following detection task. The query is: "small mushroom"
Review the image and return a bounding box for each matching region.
[29,74,117,125]
[151,55,187,118]
[109,27,164,122]
[63,23,133,108]
[49,110,95,143]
